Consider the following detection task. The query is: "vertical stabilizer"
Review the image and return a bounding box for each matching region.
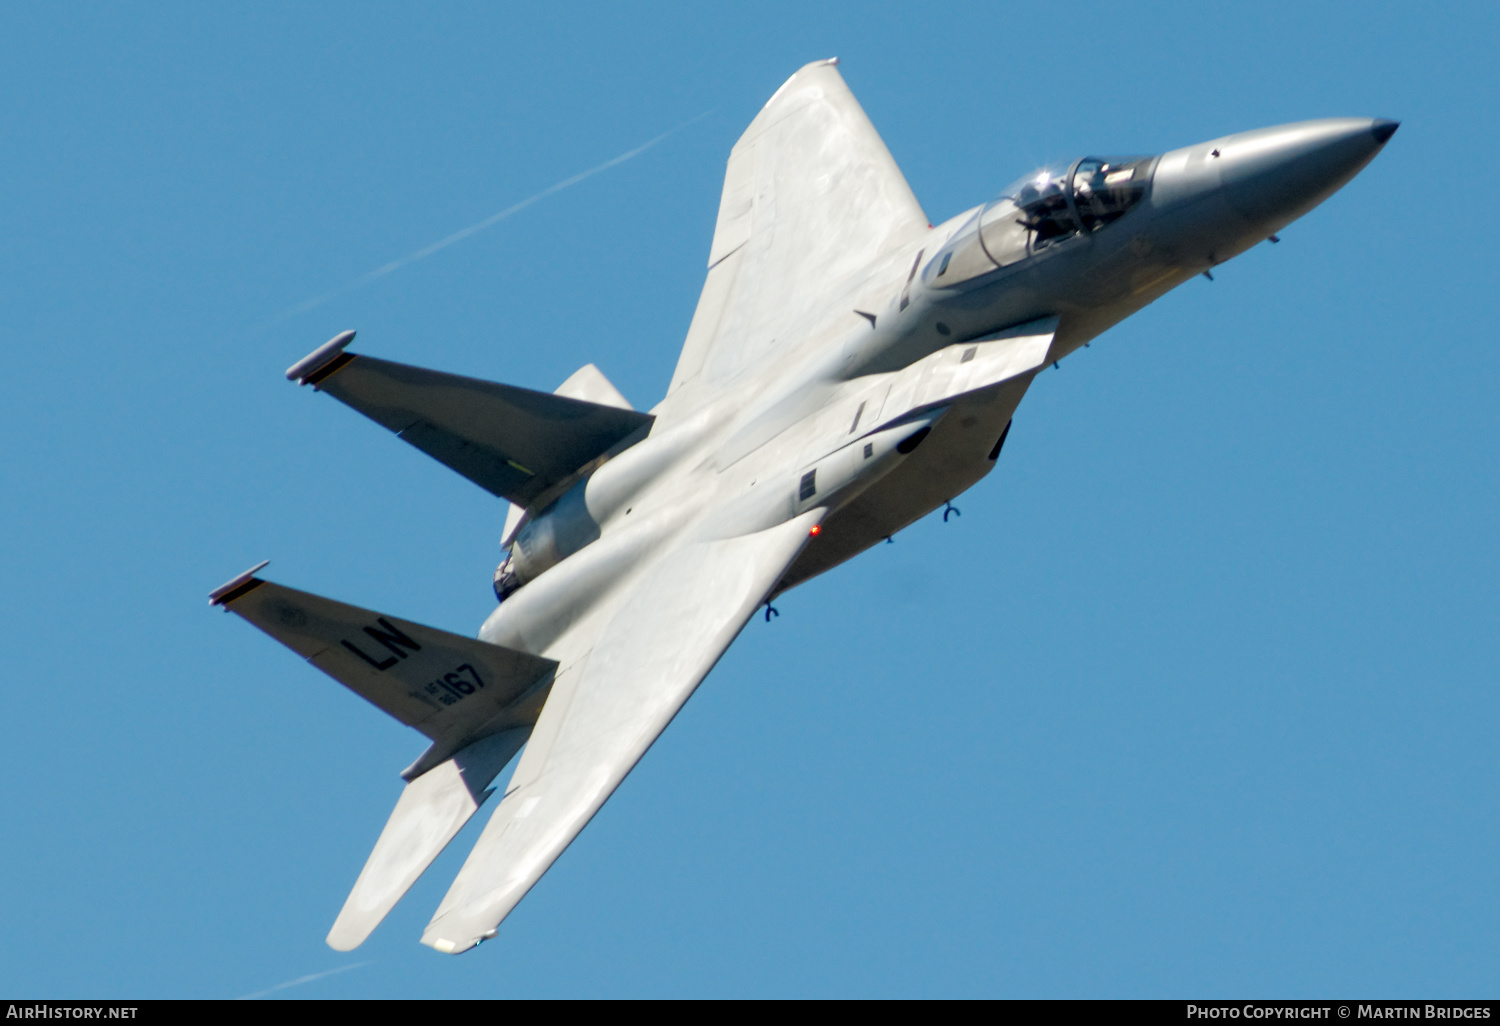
[553,363,633,411]
[502,364,636,545]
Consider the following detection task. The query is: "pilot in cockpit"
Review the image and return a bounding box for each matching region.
[1014,172,1075,243]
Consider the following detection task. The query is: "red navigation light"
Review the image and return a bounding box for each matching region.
[809,525,822,537]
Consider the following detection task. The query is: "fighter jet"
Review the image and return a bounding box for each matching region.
[210,59,1397,954]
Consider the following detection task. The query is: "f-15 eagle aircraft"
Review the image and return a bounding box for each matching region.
[211,59,1396,955]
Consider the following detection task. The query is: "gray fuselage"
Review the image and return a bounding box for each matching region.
[485,117,1396,651]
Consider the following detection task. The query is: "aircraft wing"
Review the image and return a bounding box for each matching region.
[667,59,930,397]
[420,509,823,953]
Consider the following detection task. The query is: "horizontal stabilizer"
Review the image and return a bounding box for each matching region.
[211,572,557,758]
[292,349,653,507]
[502,363,637,544]
[327,728,528,951]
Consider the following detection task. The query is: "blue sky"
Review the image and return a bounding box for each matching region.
[1,0,1495,999]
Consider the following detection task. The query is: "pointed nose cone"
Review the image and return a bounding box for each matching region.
[1217,118,1398,227]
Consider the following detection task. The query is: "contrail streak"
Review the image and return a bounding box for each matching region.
[238,960,370,999]
[270,110,712,324]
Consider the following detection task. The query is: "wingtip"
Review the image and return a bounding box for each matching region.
[327,902,380,953]
[286,329,357,384]
[421,934,477,956]
[209,559,270,606]
[325,929,365,953]
[421,911,500,955]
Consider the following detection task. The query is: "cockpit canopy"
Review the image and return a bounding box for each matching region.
[924,156,1154,287]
